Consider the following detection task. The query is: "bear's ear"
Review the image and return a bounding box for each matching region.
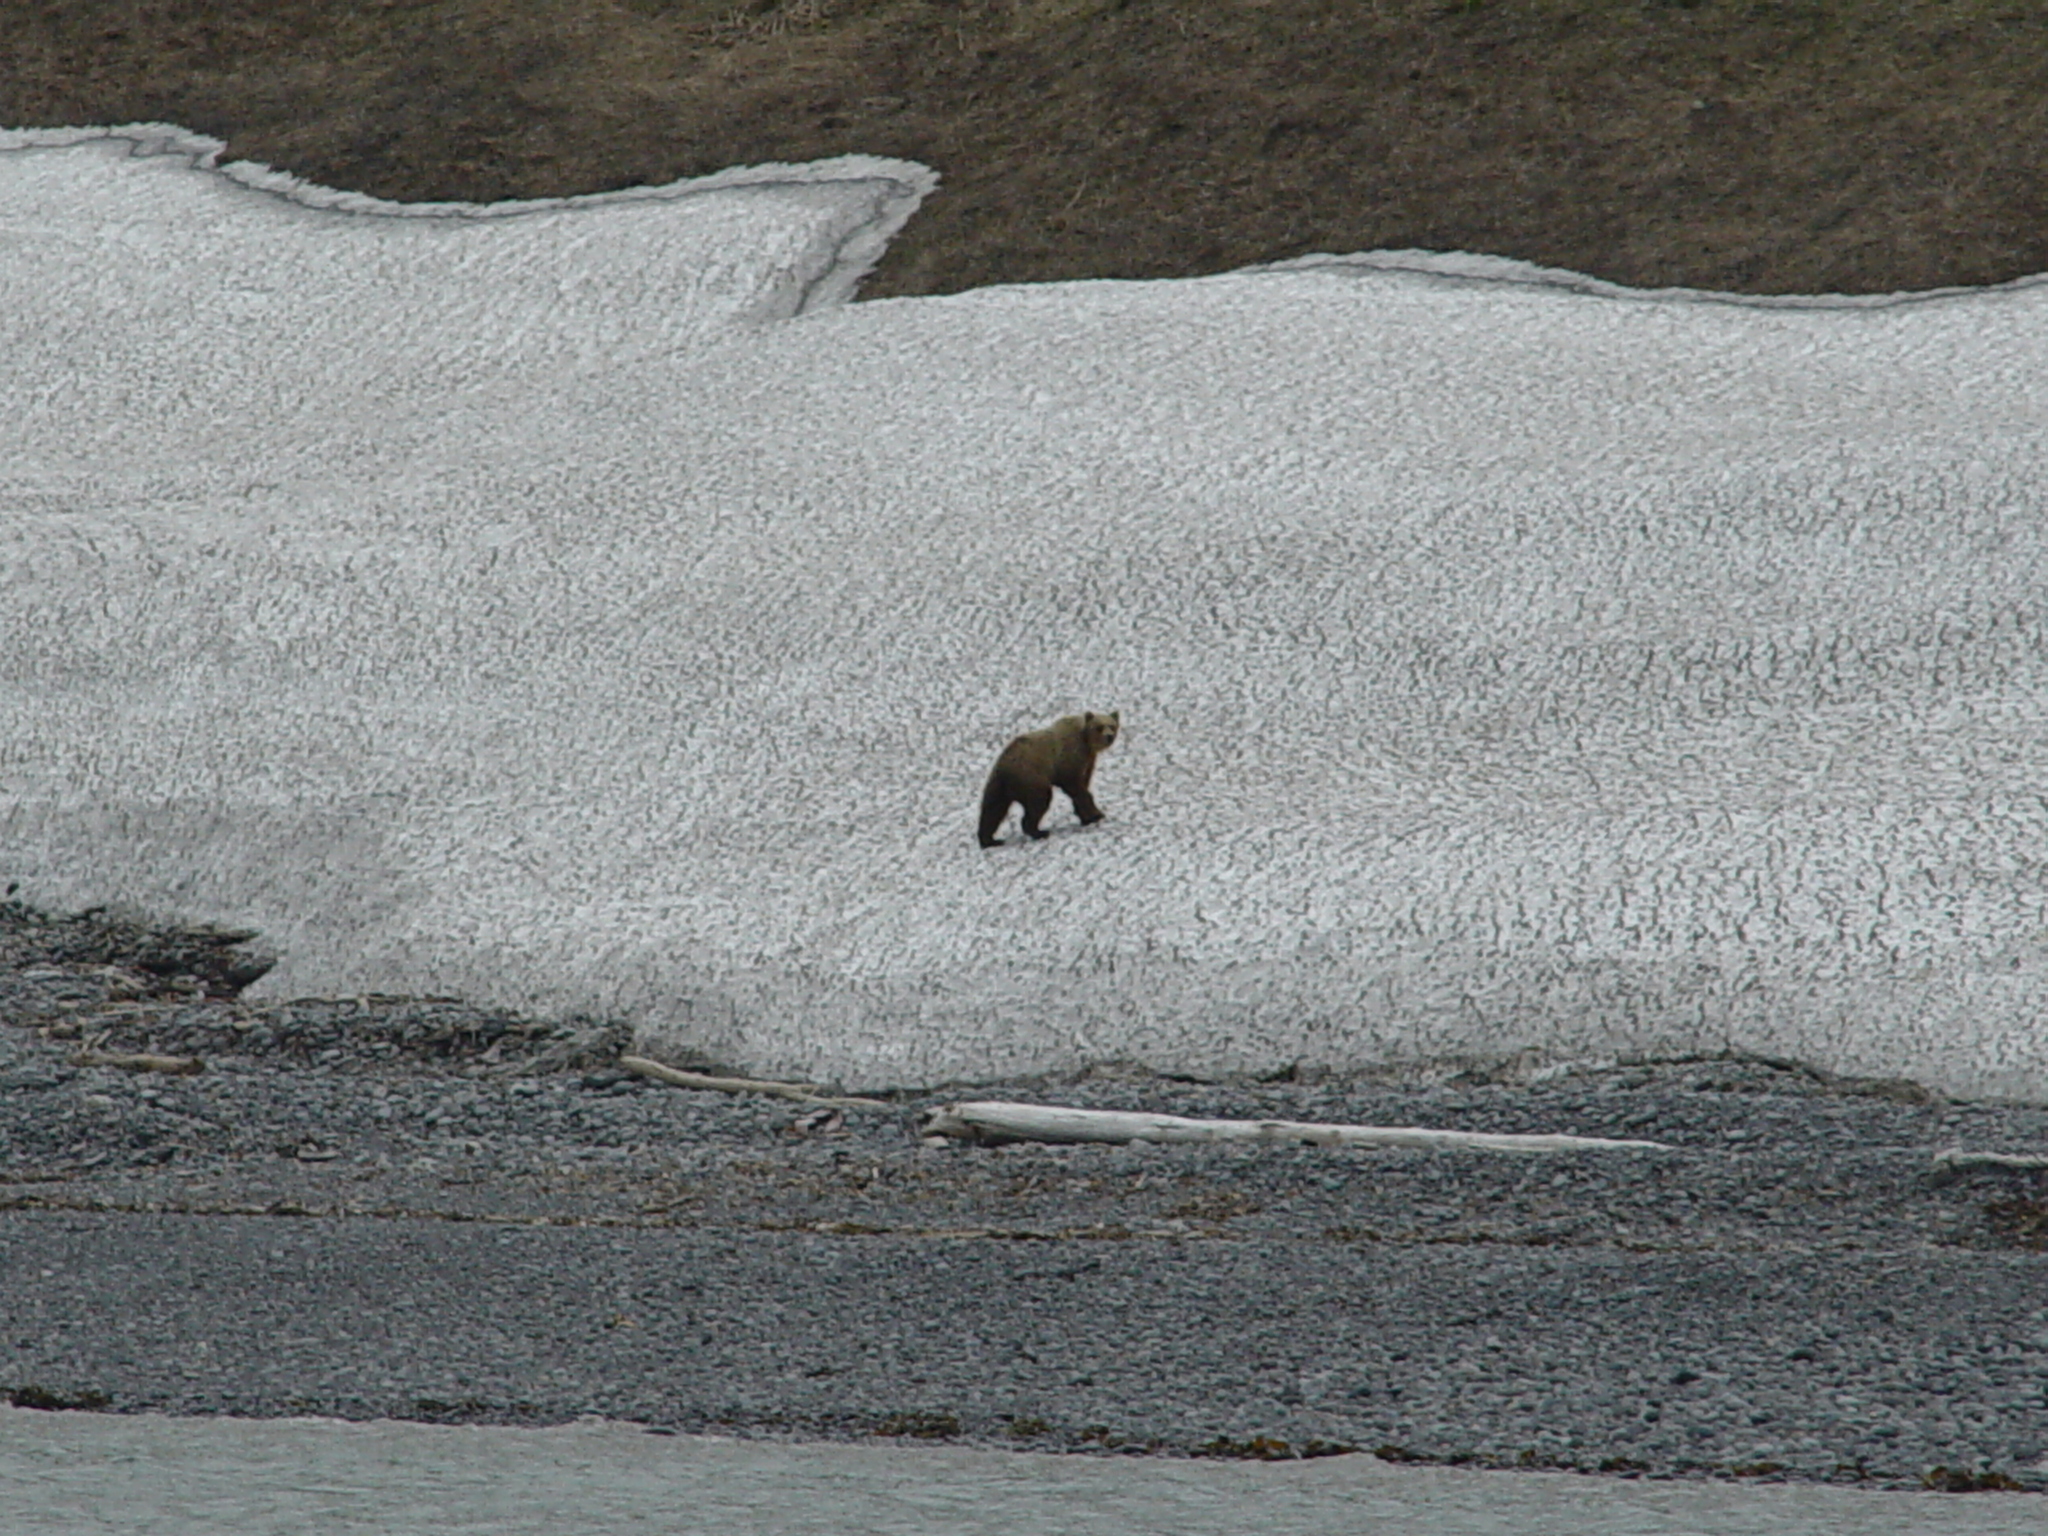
[1083,711,1098,727]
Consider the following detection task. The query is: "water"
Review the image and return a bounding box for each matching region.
[3,1411,2039,1535]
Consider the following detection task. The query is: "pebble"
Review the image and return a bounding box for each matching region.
[3,901,2046,1489]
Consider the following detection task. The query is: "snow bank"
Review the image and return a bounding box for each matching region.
[6,127,2047,1098]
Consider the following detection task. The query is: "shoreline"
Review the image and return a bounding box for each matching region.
[4,900,2045,1492]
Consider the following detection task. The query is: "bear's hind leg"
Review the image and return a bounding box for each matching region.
[978,776,1014,848]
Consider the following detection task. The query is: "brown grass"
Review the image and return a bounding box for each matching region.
[4,1,2047,298]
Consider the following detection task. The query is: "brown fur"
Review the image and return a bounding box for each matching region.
[978,710,1120,848]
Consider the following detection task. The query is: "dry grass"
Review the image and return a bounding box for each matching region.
[4,1,2047,297]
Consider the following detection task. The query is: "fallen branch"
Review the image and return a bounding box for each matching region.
[619,1055,889,1108]
[69,1049,204,1076]
[917,1101,1671,1153]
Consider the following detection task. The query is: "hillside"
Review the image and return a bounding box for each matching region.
[5,0,2046,298]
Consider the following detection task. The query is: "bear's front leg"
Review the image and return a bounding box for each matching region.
[1018,784,1054,839]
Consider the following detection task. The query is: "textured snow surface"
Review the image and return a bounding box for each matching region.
[6,126,2048,1098]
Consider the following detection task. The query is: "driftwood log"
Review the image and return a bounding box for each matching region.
[1931,1146,2048,1182]
[917,1101,1671,1153]
[619,1055,889,1108]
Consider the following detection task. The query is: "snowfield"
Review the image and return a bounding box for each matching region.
[6,124,2047,1098]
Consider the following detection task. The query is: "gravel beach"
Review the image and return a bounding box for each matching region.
[3,901,2045,1496]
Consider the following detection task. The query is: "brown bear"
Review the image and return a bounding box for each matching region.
[978,710,1120,848]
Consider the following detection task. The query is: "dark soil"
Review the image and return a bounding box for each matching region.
[4,1,2045,300]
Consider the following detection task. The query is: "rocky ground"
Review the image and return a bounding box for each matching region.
[3,899,2046,1495]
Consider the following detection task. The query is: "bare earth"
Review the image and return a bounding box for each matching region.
[4,1,2046,299]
